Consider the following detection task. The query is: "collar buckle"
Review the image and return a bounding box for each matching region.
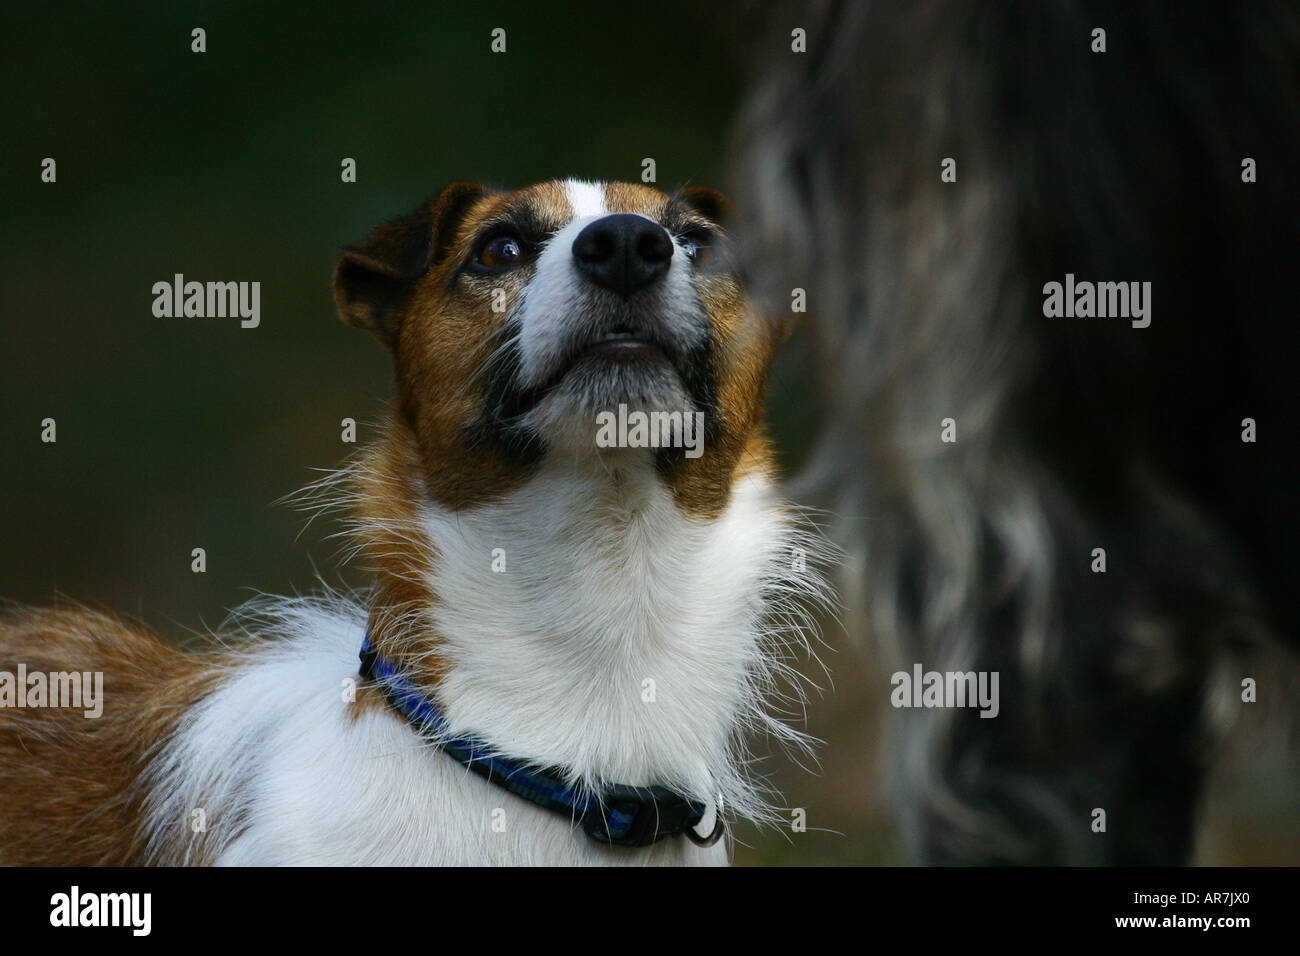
[581,784,709,848]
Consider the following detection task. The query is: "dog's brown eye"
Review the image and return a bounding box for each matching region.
[478,235,523,269]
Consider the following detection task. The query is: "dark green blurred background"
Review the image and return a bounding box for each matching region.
[3,2,1292,866]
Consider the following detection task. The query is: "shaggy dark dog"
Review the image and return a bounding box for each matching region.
[733,1,1299,863]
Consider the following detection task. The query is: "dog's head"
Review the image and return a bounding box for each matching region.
[335,179,779,514]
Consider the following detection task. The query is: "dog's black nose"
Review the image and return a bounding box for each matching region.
[572,214,674,298]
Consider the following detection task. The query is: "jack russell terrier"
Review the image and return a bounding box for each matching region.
[0,179,831,865]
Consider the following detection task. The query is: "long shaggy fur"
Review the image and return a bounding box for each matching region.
[733,0,1300,863]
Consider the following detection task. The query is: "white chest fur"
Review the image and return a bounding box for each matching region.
[144,465,812,865]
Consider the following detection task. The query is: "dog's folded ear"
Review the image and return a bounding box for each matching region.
[334,181,486,348]
[678,186,729,225]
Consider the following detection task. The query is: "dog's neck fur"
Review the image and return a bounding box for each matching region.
[138,417,823,864]
[352,418,797,818]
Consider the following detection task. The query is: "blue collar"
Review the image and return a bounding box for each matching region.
[359,632,724,849]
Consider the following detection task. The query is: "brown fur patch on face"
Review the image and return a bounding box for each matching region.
[660,290,779,517]
[389,184,573,511]
[603,181,670,217]
[0,605,224,865]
